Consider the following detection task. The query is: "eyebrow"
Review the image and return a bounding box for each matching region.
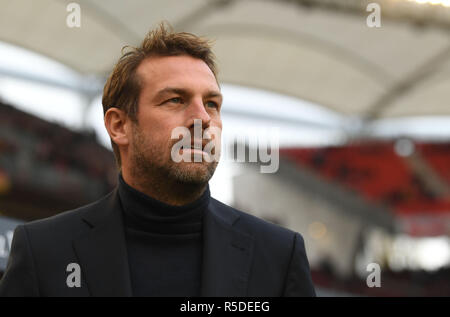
[154,87,222,101]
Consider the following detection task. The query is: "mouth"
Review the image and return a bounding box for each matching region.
[181,142,212,158]
[173,138,217,159]
[183,140,210,151]
[181,148,207,155]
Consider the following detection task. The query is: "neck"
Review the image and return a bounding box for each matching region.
[120,169,207,206]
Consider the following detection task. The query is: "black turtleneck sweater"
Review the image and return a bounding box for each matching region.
[117,174,210,297]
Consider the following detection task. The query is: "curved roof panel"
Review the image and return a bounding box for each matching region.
[0,0,449,118]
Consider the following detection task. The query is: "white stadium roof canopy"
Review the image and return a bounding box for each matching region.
[0,0,449,120]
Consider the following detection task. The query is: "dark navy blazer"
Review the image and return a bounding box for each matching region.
[0,188,316,297]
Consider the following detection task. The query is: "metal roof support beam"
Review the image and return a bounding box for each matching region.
[363,44,450,121]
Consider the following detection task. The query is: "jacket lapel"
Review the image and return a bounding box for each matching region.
[72,189,133,296]
[200,199,255,297]
[70,189,255,297]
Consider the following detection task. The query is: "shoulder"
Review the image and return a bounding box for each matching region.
[21,190,115,240]
[209,198,314,296]
[210,197,302,247]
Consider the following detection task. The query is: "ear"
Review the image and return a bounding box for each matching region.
[104,108,130,147]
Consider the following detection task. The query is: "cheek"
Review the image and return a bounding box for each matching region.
[138,113,168,137]
[152,122,182,149]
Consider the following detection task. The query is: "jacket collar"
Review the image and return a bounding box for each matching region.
[200,197,255,296]
[73,188,133,296]
[73,188,255,296]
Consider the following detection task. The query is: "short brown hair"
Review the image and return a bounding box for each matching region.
[102,22,218,169]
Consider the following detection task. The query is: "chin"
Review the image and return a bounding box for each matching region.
[170,162,216,184]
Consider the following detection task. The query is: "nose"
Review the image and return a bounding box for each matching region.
[187,97,211,129]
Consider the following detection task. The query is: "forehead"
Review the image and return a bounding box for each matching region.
[136,55,219,92]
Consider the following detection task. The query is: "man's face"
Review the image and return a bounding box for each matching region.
[128,55,222,185]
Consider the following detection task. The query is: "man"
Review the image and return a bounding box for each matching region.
[0,23,316,297]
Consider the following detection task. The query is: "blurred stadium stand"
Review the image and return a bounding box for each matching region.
[0,100,117,275]
[281,142,450,224]
[0,101,117,221]
[233,142,450,296]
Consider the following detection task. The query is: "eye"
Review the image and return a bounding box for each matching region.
[167,97,182,104]
[206,101,219,109]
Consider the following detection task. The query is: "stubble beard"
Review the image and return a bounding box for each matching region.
[130,123,219,186]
